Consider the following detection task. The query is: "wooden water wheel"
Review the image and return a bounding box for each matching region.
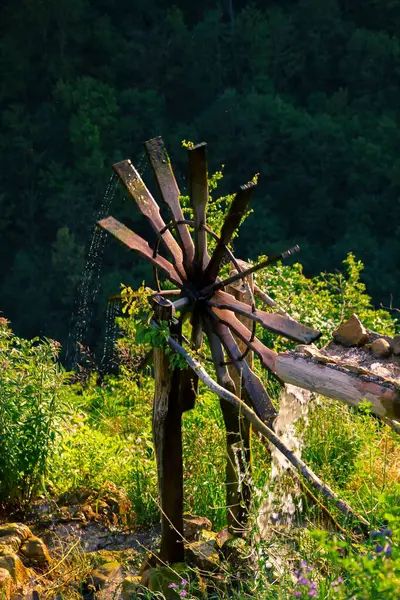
[98,137,400,562]
[98,137,323,561]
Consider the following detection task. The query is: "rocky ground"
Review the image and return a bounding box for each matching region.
[0,483,250,600]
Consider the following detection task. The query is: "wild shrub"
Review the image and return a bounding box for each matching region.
[0,317,67,507]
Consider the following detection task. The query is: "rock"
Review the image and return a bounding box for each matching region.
[121,575,142,600]
[185,537,219,572]
[95,482,133,528]
[147,563,192,599]
[0,568,13,599]
[371,338,392,358]
[140,568,151,587]
[333,314,369,347]
[215,528,232,549]
[391,335,400,356]
[0,553,30,585]
[90,561,122,590]
[0,524,32,543]
[81,504,98,521]
[220,537,251,570]
[198,530,217,543]
[0,524,32,554]
[183,515,212,541]
[20,536,51,569]
[138,551,159,581]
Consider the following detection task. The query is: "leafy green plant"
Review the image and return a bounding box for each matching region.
[0,317,67,506]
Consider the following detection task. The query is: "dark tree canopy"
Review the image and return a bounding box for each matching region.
[1,0,399,351]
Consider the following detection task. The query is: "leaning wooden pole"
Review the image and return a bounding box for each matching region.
[152,296,185,563]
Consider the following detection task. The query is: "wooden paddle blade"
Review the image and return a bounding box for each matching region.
[214,321,277,425]
[204,182,256,283]
[98,217,183,287]
[211,306,277,372]
[144,137,195,272]
[113,159,186,278]
[203,319,236,394]
[188,143,209,272]
[210,290,321,344]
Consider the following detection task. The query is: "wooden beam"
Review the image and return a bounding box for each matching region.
[144,137,195,274]
[113,159,186,279]
[274,349,400,421]
[97,217,183,287]
[209,290,321,344]
[188,143,210,273]
[152,297,184,563]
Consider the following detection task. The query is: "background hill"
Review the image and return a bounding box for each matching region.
[1,0,399,352]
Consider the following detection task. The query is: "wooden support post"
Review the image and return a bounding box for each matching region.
[223,271,254,535]
[152,296,184,563]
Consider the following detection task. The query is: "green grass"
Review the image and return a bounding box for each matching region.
[2,254,400,598]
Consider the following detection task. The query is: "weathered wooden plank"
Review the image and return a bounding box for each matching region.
[211,306,277,372]
[144,137,195,273]
[275,350,400,421]
[213,320,277,426]
[113,159,186,278]
[97,217,183,287]
[188,143,210,272]
[210,290,321,344]
[204,182,256,283]
[153,299,184,563]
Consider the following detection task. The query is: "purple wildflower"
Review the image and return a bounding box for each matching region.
[300,560,308,568]
[180,579,188,586]
[293,593,301,598]
[179,591,188,598]
[375,545,385,553]
[309,590,317,598]
[298,577,310,586]
[168,583,179,589]
[371,531,380,539]
[385,545,392,557]
[331,577,344,588]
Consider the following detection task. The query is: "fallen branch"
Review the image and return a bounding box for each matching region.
[151,320,369,529]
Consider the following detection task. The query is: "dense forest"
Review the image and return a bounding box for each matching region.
[1,0,400,353]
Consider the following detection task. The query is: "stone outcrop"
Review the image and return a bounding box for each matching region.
[0,523,52,598]
[183,514,212,541]
[185,530,219,572]
[333,314,369,347]
[90,561,122,590]
[20,535,51,570]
